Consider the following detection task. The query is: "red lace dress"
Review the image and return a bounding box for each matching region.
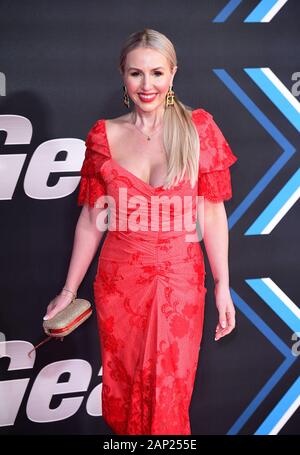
[77,108,238,435]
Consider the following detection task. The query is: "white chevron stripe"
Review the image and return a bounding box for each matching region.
[261,187,300,234]
[261,67,300,113]
[262,278,300,321]
[269,395,300,434]
[261,0,289,23]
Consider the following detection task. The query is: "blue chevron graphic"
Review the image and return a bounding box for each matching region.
[212,69,295,231]
[211,4,297,433]
[213,0,243,22]
[255,377,300,434]
[213,0,288,23]
[245,0,289,23]
[246,278,300,333]
[228,288,297,434]
[246,169,300,235]
[244,68,300,132]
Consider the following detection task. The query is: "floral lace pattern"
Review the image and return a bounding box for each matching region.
[192,108,238,202]
[77,108,238,435]
[77,108,238,207]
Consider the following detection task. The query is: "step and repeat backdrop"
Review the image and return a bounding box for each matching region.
[0,0,299,435]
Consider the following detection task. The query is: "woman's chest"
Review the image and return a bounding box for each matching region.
[108,126,168,188]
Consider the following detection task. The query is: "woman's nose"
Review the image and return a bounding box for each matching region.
[141,76,152,91]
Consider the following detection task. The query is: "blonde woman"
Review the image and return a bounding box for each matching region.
[44,29,238,435]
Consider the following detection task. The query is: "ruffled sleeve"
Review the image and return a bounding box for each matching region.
[192,108,238,202]
[77,120,110,208]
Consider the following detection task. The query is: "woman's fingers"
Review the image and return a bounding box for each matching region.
[43,298,60,320]
[227,310,236,330]
[46,301,55,314]
[215,311,236,340]
[43,294,73,321]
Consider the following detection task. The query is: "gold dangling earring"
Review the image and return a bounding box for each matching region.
[165,85,175,107]
[123,85,130,108]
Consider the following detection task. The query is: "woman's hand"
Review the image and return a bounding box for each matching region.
[214,282,236,341]
[43,290,75,321]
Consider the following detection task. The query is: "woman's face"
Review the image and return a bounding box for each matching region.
[123,47,177,112]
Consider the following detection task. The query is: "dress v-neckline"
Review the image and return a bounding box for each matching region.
[102,118,166,192]
[101,110,198,192]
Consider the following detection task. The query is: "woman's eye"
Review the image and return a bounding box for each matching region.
[130,71,163,77]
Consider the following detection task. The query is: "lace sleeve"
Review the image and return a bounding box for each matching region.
[77,120,107,208]
[193,109,238,202]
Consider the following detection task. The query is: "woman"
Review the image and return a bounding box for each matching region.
[44,28,237,435]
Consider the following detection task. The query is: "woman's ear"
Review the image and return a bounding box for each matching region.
[172,65,178,79]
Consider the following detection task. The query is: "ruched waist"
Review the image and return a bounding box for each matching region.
[99,229,204,266]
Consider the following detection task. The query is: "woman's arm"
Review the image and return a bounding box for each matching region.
[199,200,229,286]
[44,204,108,320]
[63,204,108,295]
[197,199,236,341]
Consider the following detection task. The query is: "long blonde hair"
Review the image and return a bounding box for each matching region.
[118,28,200,190]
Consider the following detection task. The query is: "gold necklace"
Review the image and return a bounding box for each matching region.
[131,113,163,141]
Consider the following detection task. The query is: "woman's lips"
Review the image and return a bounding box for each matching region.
[138,93,157,103]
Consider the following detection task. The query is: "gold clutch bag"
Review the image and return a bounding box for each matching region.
[28,298,92,358]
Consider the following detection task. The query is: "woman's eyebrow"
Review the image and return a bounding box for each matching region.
[128,66,164,71]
